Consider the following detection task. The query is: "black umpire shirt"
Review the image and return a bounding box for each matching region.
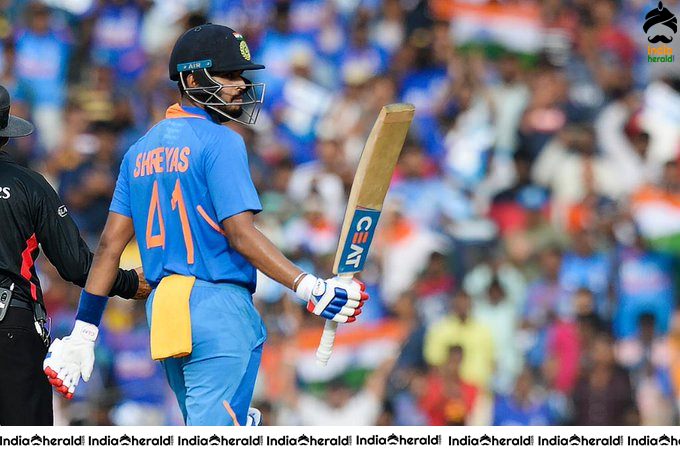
[0,152,138,305]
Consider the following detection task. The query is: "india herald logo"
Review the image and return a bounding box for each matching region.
[644,1,677,43]
[344,215,374,269]
[645,1,676,63]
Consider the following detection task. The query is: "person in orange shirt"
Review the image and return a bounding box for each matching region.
[420,345,478,425]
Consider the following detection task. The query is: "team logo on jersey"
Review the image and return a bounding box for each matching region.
[233,32,251,61]
[57,205,68,217]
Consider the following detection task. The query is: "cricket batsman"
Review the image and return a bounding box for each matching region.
[42,24,368,426]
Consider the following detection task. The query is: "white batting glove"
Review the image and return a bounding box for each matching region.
[43,320,98,399]
[247,407,263,426]
[295,274,368,323]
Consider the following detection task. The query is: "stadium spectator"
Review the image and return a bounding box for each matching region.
[12,2,71,152]
[614,232,675,338]
[559,230,613,320]
[58,123,119,243]
[90,0,147,84]
[286,137,347,223]
[420,345,478,426]
[492,367,552,426]
[572,334,637,425]
[424,291,495,391]
[524,247,569,327]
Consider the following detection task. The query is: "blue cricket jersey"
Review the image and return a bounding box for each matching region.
[110,104,262,291]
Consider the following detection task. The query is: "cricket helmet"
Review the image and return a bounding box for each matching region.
[169,24,265,125]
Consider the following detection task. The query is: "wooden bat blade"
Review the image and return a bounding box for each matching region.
[316,103,415,367]
[332,103,415,275]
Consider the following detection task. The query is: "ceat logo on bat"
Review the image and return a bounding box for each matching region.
[337,208,382,274]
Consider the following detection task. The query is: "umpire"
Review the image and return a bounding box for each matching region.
[0,85,148,425]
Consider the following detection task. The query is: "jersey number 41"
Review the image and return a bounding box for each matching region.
[146,179,194,264]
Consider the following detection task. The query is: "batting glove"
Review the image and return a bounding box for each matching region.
[43,320,98,399]
[247,407,263,426]
[295,274,368,323]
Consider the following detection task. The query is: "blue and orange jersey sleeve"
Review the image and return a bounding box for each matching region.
[110,154,132,218]
[203,131,262,223]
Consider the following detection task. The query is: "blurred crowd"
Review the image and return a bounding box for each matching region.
[2,0,680,426]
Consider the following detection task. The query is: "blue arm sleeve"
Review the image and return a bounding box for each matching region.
[75,290,108,326]
[204,131,262,223]
[109,155,132,218]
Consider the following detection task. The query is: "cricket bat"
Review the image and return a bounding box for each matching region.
[316,103,415,366]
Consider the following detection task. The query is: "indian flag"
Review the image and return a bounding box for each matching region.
[430,0,543,53]
[632,185,680,253]
[294,320,405,383]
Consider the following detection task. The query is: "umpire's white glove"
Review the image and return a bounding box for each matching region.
[295,275,368,323]
[43,320,98,399]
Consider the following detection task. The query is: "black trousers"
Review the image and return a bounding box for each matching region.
[0,306,52,425]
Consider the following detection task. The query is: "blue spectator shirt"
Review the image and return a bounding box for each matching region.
[13,27,70,107]
[559,251,612,318]
[110,104,262,291]
[91,2,145,82]
[399,67,448,160]
[493,394,552,426]
[615,248,675,336]
[617,249,674,306]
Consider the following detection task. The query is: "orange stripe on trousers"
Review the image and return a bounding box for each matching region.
[222,401,241,426]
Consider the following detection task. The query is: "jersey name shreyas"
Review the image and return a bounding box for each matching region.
[133,147,192,177]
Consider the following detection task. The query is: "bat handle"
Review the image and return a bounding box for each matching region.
[315,274,354,367]
[316,320,338,367]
